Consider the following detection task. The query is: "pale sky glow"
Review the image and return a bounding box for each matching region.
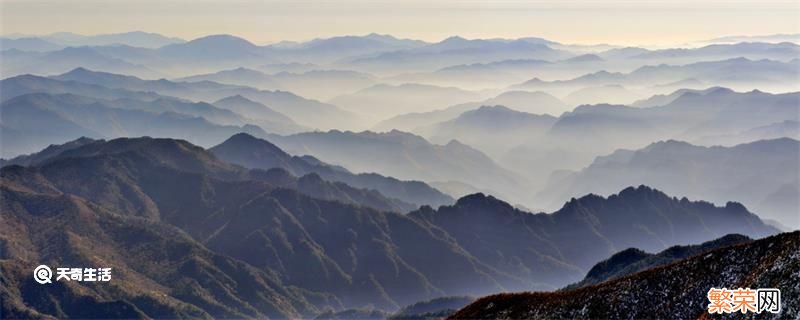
[1,0,799,46]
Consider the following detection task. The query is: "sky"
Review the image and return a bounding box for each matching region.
[2,0,799,46]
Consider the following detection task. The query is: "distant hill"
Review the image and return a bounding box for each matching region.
[1,47,161,79]
[420,106,557,158]
[373,90,566,133]
[506,87,800,185]
[157,34,263,61]
[210,133,453,208]
[329,83,484,126]
[563,84,642,106]
[0,137,95,167]
[213,95,307,134]
[513,58,800,97]
[633,42,800,62]
[179,67,280,88]
[179,67,377,101]
[540,138,800,230]
[0,37,64,51]
[265,130,529,205]
[704,33,800,44]
[451,230,800,319]
[40,31,185,48]
[263,33,428,64]
[565,234,752,289]
[410,186,777,283]
[51,67,357,130]
[0,92,266,157]
[385,59,554,89]
[345,37,572,74]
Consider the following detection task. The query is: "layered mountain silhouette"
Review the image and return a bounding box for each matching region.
[210,133,453,208]
[506,87,800,186]
[373,90,566,133]
[1,33,429,78]
[565,234,753,289]
[0,136,416,213]
[540,138,800,230]
[0,137,778,318]
[0,137,96,167]
[49,67,356,130]
[1,73,163,103]
[345,37,574,73]
[545,88,799,149]
[386,59,556,89]
[3,29,799,319]
[451,231,799,319]
[263,130,529,204]
[212,95,307,134]
[329,83,484,125]
[180,68,377,101]
[631,42,800,63]
[513,58,800,100]
[6,31,185,48]
[0,93,266,157]
[419,106,557,158]
[0,37,65,52]
[1,47,162,79]
[410,186,776,277]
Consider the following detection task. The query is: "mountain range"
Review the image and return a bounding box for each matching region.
[179,68,377,101]
[513,58,800,99]
[373,90,567,133]
[419,106,557,158]
[329,83,485,126]
[539,138,800,230]
[505,87,800,183]
[2,27,799,320]
[209,133,453,208]
[262,130,528,204]
[2,31,185,49]
[343,37,573,74]
[0,93,266,157]
[49,68,356,130]
[0,137,778,317]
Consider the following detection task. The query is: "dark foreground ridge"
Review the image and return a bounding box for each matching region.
[449,231,800,319]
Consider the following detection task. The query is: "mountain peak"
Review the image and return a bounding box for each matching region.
[442,36,468,43]
[454,193,514,212]
[47,136,238,178]
[220,133,285,153]
[55,67,142,83]
[215,94,256,104]
[210,133,292,171]
[65,66,91,74]
[615,184,661,198]
[475,105,514,113]
[187,34,256,46]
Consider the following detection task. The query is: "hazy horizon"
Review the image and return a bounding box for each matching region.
[2,0,799,47]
